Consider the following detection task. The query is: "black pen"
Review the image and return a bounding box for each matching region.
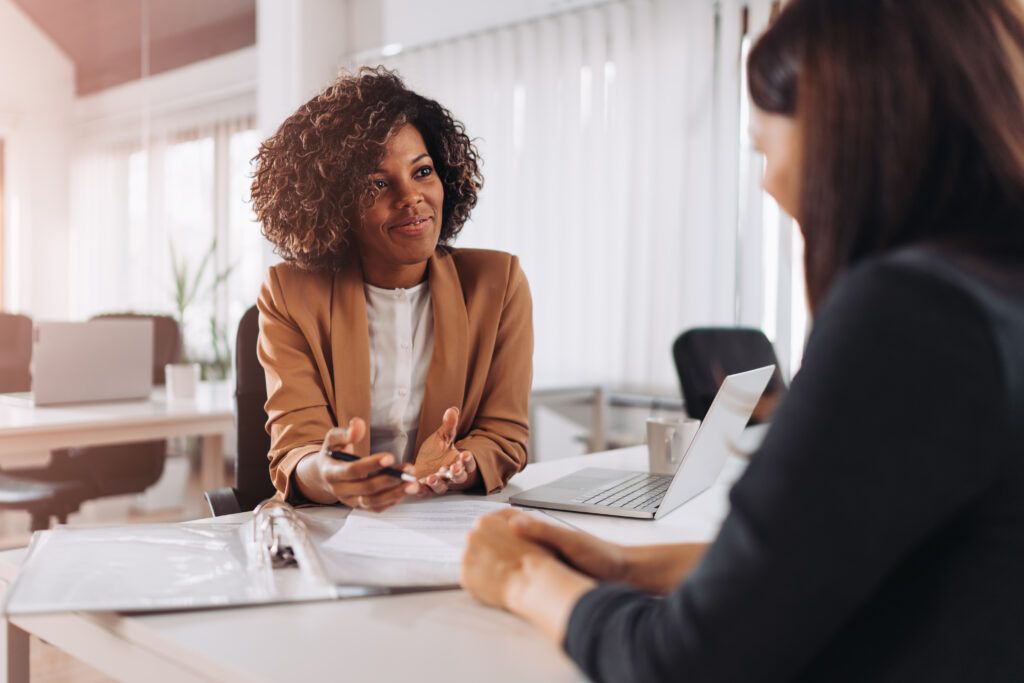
[326,450,419,483]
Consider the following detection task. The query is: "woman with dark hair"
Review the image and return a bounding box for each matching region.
[252,67,532,510]
[461,1,1024,680]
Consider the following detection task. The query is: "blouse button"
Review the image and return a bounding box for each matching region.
[398,387,408,397]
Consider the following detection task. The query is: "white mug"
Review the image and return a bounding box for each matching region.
[646,416,700,475]
[165,363,201,402]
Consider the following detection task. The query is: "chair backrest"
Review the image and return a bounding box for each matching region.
[67,313,182,493]
[93,313,182,385]
[234,305,277,506]
[0,312,32,393]
[672,327,787,422]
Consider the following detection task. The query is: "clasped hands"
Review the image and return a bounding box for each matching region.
[460,511,709,642]
[459,510,616,641]
[312,407,478,512]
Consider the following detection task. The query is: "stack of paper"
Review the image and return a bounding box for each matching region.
[315,499,510,588]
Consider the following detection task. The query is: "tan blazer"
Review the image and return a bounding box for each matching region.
[256,248,533,498]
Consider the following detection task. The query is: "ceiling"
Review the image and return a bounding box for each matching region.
[12,0,256,96]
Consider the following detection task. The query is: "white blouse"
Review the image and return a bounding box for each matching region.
[364,281,435,463]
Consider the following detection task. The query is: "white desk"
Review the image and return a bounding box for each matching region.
[0,446,747,683]
[0,382,234,493]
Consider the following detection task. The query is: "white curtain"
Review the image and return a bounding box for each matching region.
[369,0,805,391]
[68,115,262,367]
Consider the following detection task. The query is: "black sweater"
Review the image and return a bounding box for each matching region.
[564,244,1024,682]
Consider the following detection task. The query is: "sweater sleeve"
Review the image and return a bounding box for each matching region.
[564,261,1008,682]
[257,267,336,501]
[454,256,533,493]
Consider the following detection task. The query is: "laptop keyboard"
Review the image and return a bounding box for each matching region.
[570,473,673,513]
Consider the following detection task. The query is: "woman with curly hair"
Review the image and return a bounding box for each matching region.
[251,67,532,510]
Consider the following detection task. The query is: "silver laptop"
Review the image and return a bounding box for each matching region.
[511,365,774,520]
[0,320,154,406]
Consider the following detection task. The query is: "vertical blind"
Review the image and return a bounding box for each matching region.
[68,116,263,366]
[372,0,805,391]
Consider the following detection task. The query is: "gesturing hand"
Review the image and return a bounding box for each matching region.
[309,417,420,512]
[412,407,479,495]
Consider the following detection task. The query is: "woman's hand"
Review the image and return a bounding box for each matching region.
[507,513,628,582]
[413,407,480,495]
[461,509,554,609]
[462,509,596,642]
[295,417,421,510]
[514,513,709,594]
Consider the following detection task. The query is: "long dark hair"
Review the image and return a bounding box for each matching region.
[748,0,1024,309]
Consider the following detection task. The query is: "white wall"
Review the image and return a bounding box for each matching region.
[257,0,350,136]
[0,0,74,318]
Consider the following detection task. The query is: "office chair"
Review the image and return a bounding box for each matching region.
[52,313,182,498]
[0,312,32,393]
[0,314,182,530]
[205,305,277,516]
[0,312,89,530]
[672,327,787,424]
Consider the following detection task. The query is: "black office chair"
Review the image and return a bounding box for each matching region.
[672,327,788,424]
[205,305,277,516]
[0,312,32,393]
[53,314,182,497]
[0,314,182,530]
[0,312,88,530]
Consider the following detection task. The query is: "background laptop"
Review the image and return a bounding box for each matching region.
[0,320,154,406]
[510,365,774,520]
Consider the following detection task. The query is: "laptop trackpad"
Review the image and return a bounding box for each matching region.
[524,468,636,494]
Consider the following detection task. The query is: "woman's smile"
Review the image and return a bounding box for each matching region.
[389,214,434,237]
[355,123,446,287]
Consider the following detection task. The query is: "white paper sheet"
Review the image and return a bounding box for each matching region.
[325,499,507,561]
[316,499,509,587]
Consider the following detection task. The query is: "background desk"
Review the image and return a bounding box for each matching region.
[0,382,234,493]
[0,446,749,683]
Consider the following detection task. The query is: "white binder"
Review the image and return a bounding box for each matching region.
[3,497,529,615]
[3,500,406,615]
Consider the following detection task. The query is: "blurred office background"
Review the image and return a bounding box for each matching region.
[0,0,800,539]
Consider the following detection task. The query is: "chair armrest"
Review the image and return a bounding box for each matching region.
[204,487,243,517]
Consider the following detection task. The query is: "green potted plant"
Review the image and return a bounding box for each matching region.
[168,236,236,394]
[140,237,236,512]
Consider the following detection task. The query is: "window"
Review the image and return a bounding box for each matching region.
[737,8,809,378]
[69,117,261,375]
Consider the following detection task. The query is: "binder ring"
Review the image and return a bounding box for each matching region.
[247,498,334,592]
[252,498,307,569]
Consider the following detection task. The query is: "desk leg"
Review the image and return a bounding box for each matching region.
[200,433,225,493]
[0,619,28,683]
[0,580,29,683]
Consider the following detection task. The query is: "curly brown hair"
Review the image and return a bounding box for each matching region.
[251,66,483,272]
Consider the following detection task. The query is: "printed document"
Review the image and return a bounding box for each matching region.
[316,498,509,587]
